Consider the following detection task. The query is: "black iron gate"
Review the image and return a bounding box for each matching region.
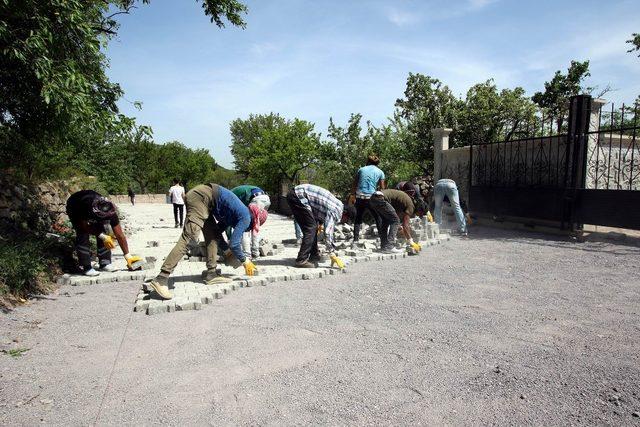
[469,95,640,231]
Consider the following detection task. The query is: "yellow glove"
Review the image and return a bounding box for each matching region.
[410,242,422,252]
[243,260,257,276]
[125,255,143,271]
[330,254,345,270]
[426,211,434,223]
[317,224,324,235]
[99,233,117,250]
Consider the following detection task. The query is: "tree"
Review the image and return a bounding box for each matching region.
[532,60,592,133]
[0,0,247,181]
[627,33,640,57]
[230,114,321,195]
[394,73,463,175]
[458,80,538,143]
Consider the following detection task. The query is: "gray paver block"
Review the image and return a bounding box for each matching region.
[134,300,151,312]
[147,302,168,315]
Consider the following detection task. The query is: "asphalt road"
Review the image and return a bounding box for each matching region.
[1,227,639,425]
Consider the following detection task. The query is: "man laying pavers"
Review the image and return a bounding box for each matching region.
[349,155,386,245]
[66,190,143,276]
[286,184,346,269]
[369,189,422,254]
[230,185,270,259]
[433,178,467,236]
[148,184,258,300]
[395,180,428,217]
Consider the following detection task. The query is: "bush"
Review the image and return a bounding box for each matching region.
[0,230,75,297]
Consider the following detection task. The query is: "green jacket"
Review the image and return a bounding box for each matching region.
[231,185,262,206]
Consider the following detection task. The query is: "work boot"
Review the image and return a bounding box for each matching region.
[203,269,232,285]
[295,260,317,268]
[148,276,172,300]
[309,253,326,263]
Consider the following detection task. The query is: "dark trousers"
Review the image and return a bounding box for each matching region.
[129,196,135,205]
[286,190,319,262]
[173,203,184,226]
[369,195,400,249]
[75,232,111,270]
[353,197,382,241]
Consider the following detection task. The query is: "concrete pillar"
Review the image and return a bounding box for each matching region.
[432,128,453,180]
[585,98,607,189]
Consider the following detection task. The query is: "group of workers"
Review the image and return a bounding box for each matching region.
[65,155,467,300]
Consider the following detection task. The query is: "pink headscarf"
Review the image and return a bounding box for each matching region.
[249,204,268,235]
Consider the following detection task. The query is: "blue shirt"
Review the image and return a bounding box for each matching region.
[356,165,385,197]
[213,186,251,262]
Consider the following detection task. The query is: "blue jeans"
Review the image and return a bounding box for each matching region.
[434,179,467,233]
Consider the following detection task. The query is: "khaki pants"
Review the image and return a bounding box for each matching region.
[159,184,221,277]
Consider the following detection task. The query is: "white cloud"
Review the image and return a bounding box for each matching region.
[386,8,421,27]
[468,0,498,10]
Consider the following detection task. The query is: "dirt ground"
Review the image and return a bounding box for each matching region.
[1,226,639,425]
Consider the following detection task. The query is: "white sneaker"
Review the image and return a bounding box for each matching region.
[84,268,100,277]
[100,264,117,272]
[382,247,402,254]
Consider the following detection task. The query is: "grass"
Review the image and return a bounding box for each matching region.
[2,348,30,358]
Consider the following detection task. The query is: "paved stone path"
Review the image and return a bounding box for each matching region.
[60,203,450,315]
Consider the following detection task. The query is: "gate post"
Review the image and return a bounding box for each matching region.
[432,128,453,181]
[564,94,592,231]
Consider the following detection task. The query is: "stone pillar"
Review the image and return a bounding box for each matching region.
[585,98,607,189]
[432,128,453,181]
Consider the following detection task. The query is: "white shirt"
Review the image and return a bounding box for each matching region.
[169,185,185,205]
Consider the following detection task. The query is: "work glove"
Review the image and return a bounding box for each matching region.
[98,233,117,250]
[408,239,422,252]
[426,211,434,223]
[125,254,144,271]
[329,253,345,270]
[243,259,258,276]
[317,224,324,235]
[224,249,242,268]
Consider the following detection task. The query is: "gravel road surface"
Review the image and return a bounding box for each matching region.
[1,227,639,425]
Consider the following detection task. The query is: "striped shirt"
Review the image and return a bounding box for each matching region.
[294,184,343,252]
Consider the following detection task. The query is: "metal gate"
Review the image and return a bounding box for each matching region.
[469,95,640,231]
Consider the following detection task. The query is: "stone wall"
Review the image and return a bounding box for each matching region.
[0,176,88,231]
[110,194,167,204]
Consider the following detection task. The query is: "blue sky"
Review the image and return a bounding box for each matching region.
[106,0,640,168]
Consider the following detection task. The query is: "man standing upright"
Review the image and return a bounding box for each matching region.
[350,155,386,244]
[168,179,185,228]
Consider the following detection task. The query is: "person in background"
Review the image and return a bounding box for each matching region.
[286,184,346,270]
[230,184,270,259]
[433,178,467,236]
[168,179,185,228]
[66,190,143,276]
[148,183,258,300]
[294,220,303,246]
[395,180,427,217]
[349,155,385,244]
[127,186,135,206]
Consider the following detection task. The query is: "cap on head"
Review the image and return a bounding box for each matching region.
[92,197,116,220]
[401,182,416,198]
[366,155,380,166]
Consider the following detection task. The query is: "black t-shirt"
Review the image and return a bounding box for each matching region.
[66,190,119,228]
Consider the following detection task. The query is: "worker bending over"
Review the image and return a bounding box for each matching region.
[148,184,258,300]
[286,184,346,269]
[66,190,143,276]
[230,185,270,259]
[350,155,385,244]
[369,189,421,253]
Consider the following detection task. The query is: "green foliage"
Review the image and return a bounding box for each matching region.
[394,73,463,174]
[2,348,30,358]
[627,33,640,57]
[532,60,591,132]
[230,113,321,195]
[0,0,247,182]
[458,80,538,143]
